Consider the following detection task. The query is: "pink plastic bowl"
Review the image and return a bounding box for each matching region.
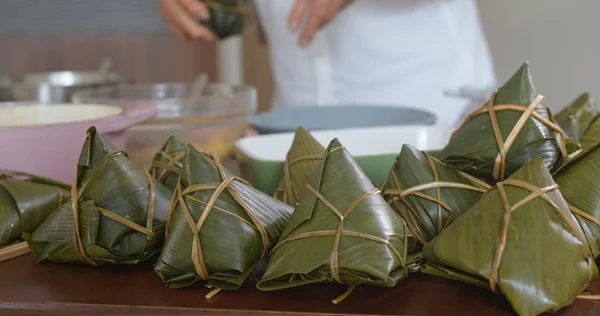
[0,102,156,183]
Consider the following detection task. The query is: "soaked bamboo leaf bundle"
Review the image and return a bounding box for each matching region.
[440,62,567,182]
[24,127,173,265]
[382,144,491,246]
[154,144,293,297]
[274,126,325,206]
[422,157,597,316]
[258,139,418,303]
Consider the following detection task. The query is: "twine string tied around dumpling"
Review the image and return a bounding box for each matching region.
[151,150,185,183]
[274,154,322,205]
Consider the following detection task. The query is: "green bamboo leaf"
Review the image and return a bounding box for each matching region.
[151,136,187,191]
[553,142,600,260]
[258,138,417,299]
[423,157,597,316]
[382,145,491,246]
[274,126,326,207]
[201,0,249,39]
[581,113,600,148]
[555,92,597,144]
[154,144,293,293]
[441,62,566,182]
[25,127,173,265]
[0,174,69,247]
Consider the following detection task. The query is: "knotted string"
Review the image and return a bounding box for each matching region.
[151,150,185,183]
[71,151,157,265]
[383,154,491,245]
[452,92,567,181]
[168,155,269,299]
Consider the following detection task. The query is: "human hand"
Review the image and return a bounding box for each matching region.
[288,0,354,47]
[159,0,217,41]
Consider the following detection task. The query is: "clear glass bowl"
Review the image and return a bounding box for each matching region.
[72,82,257,167]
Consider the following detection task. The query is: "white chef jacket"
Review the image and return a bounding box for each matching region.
[254,0,496,126]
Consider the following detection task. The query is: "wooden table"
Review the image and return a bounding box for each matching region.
[0,254,599,315]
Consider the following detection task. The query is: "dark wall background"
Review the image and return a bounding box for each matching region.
[0,0,216,83]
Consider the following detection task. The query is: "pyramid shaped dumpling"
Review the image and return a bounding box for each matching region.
[24,127,173,265]
[154,144,293,296]
[274,126,325,206]
[423,157,597,316]
[382,144,490,245]
[258,138,418,302]
[441,62,566,181]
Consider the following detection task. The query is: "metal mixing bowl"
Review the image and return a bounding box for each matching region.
[0,71,131,103]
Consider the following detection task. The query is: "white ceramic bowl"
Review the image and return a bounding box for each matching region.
[234,125,454,194]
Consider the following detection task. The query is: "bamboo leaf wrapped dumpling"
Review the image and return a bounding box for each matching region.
[422,157,597,316]
[258,139,418,303]
[555,92,597,144]
[24,127,173,265]
[0,171,70,250]
[151,136,187,191]
[382,145,491,246]
[440,62,567,181]
[154,144,293,296]
[554,143,600,260]
[274,126,325,206]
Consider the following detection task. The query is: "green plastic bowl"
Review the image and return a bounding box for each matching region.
[234,125,454,194]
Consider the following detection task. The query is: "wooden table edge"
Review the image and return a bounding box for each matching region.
[0,300,391,316]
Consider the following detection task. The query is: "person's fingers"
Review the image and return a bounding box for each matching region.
[160,2,190,40]
[298,2,323,46]
[288,0,310,31]
[160,0,216,41]
[181,0,210,20]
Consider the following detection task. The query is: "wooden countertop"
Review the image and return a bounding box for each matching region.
[0,254,599,316]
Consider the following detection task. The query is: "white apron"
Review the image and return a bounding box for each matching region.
[254,0,496,126]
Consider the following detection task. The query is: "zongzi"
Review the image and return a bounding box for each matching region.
[274,126,325,206]
[555,92,597,144]
[440,62,567,181]
[382,145,491,246]
[202,0,249,39]
[154,144,293,297]
[258,138,418,303]
[422,157,597,316]
[151,136,187,191]
[581,114,600,148]
[554,142,600,260]
[0,171,70,260]
[24,127,173,265]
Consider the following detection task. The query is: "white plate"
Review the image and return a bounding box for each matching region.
[0,104,123,127]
